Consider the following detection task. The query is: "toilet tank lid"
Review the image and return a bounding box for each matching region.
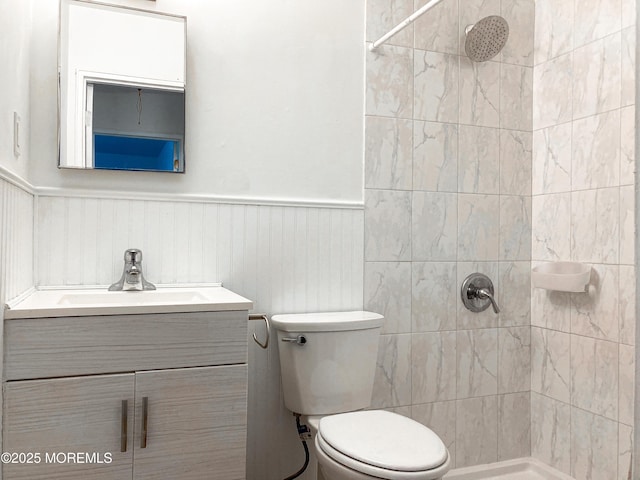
[271,311,383,332]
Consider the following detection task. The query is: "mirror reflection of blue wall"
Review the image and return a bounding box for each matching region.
[94,134,180,172]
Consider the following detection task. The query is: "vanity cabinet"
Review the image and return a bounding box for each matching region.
[3,310,248,480]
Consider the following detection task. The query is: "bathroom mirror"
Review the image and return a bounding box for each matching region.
[58,0,186,172]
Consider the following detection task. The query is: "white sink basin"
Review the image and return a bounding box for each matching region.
[5,286,253,319]
[57,290,209,306]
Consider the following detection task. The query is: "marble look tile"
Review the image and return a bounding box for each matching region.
[498,326,530,394]
[622,27,635,107]
[619,343,634,426]
[413,0,458,54]
[458,126,499,194]
[531,193,571,262]
[412,332,457,403]
[533,53,572,130]
[533,0,573,65]
[571,264,619,342]
[457,328,498,398]
[572,34,621,120]
[458,194,500,261]
[413,121,458,192]
[411,401,457,467]
[500,0,534,66]
[570,407,618,480]
[531,327,571,402]
[532,123,572,195]
[382,405,412,417]
[619,424,633,480]
[459,58,500,127]
[365,189,411,261]
[498,262,531,327]
[456,396,498,468]
[364,262,411,335]
[619,265,636,345]
[365,116,413,190]
[500,64,533,131]
[412,192,457,261]
[620,106,635,185]
[570,188,619,264]
[570,335,618,420]
[457,262,499,330]
[414,50,459,123]
[499,196,531,261]
[366,0,414,47]
[498,392,531,461]
[573,0,621,48]
[366,45,413,118]
[571,110,621,190]
[371,334,412,408]
[531,392,571,475]
[412,262,457,332]
[500,130,532,196]
[531,281,571,332]
[620,186,634,265]
[622,0,636,28]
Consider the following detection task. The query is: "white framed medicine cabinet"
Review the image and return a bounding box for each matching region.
[59,0,186,172]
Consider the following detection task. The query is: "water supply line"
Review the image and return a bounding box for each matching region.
[283,414,310,480]
[369,0,447,51]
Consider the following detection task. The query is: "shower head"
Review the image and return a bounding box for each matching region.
[464,15,509,62]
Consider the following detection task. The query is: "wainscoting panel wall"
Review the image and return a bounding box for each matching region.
[36,196,363,314]
[0,177,34,305]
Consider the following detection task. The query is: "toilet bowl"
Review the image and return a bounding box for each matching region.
[271,311,451,480]
[307,411,450,480]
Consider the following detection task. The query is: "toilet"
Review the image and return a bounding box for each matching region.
[271,311,451,480]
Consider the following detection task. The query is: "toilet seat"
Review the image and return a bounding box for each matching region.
[316,410,450,480]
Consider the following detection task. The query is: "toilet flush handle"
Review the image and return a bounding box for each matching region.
[281,335,307,345]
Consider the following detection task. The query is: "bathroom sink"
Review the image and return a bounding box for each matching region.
[4,285,253,319]
[57,289,208,306]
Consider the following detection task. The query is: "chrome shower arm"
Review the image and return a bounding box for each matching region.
[369,0,447,51]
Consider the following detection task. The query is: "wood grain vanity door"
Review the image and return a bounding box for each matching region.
[3,374,135,480]
[133,365,247,480]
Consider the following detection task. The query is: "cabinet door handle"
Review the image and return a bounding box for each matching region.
[120,400,128,452]
[141,397,149,448]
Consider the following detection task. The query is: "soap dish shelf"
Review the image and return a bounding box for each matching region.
[532,262,591,293]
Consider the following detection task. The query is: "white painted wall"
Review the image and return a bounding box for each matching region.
[30,0,366,204]
[0,0,32,180]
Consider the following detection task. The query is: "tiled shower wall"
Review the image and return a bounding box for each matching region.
[530,0,636,478]
[364,0,533,468]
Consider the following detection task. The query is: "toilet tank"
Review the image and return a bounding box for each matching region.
[271,311,383,415]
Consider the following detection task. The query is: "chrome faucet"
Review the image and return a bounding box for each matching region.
[109,249,156,291]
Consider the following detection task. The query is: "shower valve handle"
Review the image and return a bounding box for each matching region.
[461,273,500,314]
